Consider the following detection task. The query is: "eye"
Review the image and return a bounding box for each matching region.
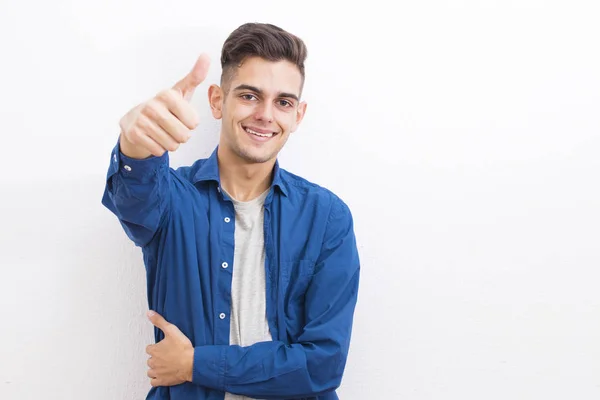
[241,94,257,101]
[277,99,293,107]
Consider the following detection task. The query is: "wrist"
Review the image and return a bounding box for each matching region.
[183,347,194,383]
[119,132,152,160]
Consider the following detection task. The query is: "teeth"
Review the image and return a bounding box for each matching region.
[245,127,273,138]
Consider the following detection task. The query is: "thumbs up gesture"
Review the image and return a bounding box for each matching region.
[119,54,211,159]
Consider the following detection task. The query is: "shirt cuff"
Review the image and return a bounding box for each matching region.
[106,138,169,181]
[192,345,227,391]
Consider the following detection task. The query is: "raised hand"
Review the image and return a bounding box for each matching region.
[119,54,211,159]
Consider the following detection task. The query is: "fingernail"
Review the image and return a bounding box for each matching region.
[147,310,155,318]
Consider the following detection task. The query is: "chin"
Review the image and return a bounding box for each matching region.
[237,147,277,164]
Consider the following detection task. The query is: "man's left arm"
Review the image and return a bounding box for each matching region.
[147,198,360,398]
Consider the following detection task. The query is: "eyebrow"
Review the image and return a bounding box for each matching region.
[233,84,299,102]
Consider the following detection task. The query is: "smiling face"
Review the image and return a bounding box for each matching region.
[208,56,307,164]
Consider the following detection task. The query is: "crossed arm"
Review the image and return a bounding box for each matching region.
[144,203,360,398]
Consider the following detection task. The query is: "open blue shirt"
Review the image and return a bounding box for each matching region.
[101,141,360,400]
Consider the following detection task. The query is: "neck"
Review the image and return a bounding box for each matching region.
[217,146,275,202]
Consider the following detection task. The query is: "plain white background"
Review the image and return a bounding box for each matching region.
[1,0,599,399]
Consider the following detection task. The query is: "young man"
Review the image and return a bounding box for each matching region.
[102,23,360,400]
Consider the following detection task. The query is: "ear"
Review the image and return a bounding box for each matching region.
[291,101,307,132]
[208,84,223,119]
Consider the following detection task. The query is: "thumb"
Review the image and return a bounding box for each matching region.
[173,53,211,101]
[147,310,171,333]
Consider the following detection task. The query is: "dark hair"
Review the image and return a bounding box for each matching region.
[220,22,308,93]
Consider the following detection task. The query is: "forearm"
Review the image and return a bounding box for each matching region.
[190,340,345,398]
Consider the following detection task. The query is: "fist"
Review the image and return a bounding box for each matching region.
[119,54,210,159]
[146,310,195,387]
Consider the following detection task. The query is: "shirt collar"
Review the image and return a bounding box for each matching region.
[192,146,288,197]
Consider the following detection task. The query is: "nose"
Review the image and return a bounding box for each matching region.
[254,101,274,123]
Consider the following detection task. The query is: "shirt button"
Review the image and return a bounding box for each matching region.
[224,217,231,223]
[124,165,132,172]
[221,262,228,269]
[219,313,226,320]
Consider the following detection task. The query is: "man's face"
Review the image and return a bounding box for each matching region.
[209,56,307,164]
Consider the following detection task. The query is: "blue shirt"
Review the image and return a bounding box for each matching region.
[101,140,360,400]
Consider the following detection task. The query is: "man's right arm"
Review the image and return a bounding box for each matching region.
[101,54,211,247]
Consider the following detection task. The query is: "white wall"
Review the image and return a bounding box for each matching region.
[1,1,599,399]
